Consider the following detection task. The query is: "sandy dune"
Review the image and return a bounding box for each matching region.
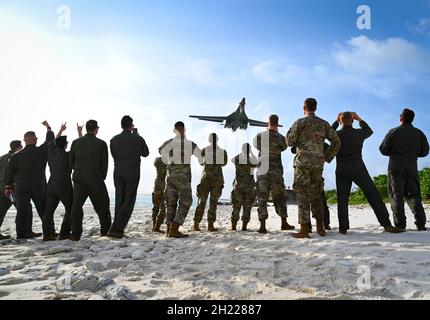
[0,204,429,300]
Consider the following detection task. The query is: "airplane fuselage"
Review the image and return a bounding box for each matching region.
[224,107,249,132]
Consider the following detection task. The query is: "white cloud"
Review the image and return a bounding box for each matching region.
[252,36,430,98]
[332,36,429,75]
[407,17,430,36]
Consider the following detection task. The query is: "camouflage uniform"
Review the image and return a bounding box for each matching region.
[231,154,258,224]
[152,157,167,223]
[286,115,341,225]
[194,146,228,224]
[159,136,201,226]
[253,130,288,221]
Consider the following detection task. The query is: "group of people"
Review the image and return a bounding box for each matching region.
[0,98,428,241]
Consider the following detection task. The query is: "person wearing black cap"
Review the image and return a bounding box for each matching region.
[69,120,111,241]
[4,121,55,239]
[159,121,202,238]
[108,116,149,239]
[380,108,429,231]
[334,112,403,234]
[0,140,33,240]
[42,123,83,241]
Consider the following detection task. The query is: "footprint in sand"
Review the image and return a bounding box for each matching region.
[140,289,158,298]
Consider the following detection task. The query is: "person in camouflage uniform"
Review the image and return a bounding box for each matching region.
[254,115,295,234]
[152,157,167,233]
[231,143,259,231]
[159,121,201,238]
[286,98,341,239]
[194,133,228,232]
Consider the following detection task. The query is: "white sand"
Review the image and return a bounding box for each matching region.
[0,204,429,300]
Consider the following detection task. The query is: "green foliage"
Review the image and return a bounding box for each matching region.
[419,168,430,200]
[325,168,430,204]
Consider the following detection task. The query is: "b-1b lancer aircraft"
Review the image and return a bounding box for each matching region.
[189,98,279,132]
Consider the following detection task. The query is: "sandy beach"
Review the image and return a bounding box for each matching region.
[0,204,429,300]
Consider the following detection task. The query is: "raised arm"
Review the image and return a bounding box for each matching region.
[77,123,84,138]
[41,121,55,150]
[352,112,373,139]
[56,123,67,139]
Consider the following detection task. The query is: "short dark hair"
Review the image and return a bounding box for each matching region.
[121,115,133,129]
[10,140,22,151]
[209,133,218,145]
[242,143,252,154]
[269,115,279,126]
[174,121,185,130]
[24,131,36,139]
[55,136,68,149]
[305,98,318,112]
[401,108,415,124]
[86,120,99,132]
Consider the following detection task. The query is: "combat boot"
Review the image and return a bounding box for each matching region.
[193,222,201,232]
[316,218,326,237]
[291,224,310,239]
[153,216,164,234]
[208,222,218,232]
[231,221,237,231]
[242,222,248,231]
[384,226,405,233]
[281,217,295,231]
[258,220,268,234]
[168,223,189,238]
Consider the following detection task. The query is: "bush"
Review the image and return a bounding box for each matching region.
[325,168,430,204]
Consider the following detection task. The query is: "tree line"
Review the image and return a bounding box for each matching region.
[325,168,430,205]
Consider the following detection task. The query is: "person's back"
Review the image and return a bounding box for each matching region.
[289,115,338,168]
[8,130,54,183]
[108,116,149,239]
[232,153,258,186]
[110,130,149,170]
[70,134,108,180]
[48,147,72,185]
[160,135,200,179]
[254,129,287,173]
[380,124,429,170]
[69,120,111,241]
[201,145,228,182]
[380,108,429,231]
[159,121,201,238]
[286,98,340,239]
[334,116,373,163]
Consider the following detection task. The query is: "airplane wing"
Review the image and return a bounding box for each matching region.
[189,115,226,123]
[248,119,283,128]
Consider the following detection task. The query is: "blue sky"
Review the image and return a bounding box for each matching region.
[0,0,429,196]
